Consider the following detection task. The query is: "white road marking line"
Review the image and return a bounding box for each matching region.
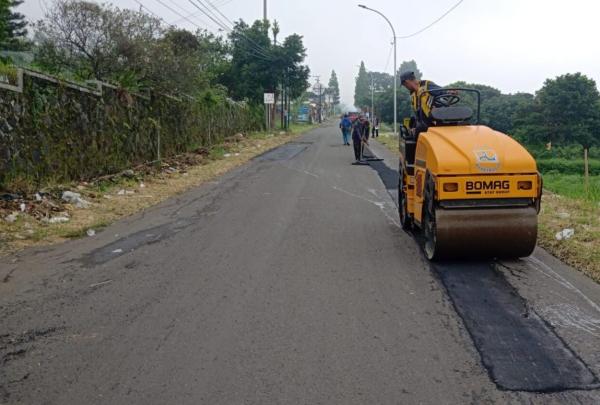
[332,186,400,228]
[537,303,600,338]
[281,164,319,178]
[528,255,600,315]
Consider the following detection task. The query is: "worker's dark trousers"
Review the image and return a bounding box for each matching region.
[353,140,362,160]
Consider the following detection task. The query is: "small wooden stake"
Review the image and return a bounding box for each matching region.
[584,147,590,196]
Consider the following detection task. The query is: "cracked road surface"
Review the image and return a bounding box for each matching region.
[2,123,600,404]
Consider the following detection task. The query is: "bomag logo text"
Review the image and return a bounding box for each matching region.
[466,180,510,191]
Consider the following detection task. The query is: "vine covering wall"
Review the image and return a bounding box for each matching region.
[0,68,262,189]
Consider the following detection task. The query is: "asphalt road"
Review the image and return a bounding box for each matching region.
[2,123,600,404]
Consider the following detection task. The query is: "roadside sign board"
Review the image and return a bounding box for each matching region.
[264,93,275,104]
[297,105,310,122]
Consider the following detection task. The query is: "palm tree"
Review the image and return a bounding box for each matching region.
[271,20,280,45]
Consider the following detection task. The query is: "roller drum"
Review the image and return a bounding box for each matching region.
[433,206,538,259]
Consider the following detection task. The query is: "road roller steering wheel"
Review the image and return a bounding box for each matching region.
[433,93,460,107]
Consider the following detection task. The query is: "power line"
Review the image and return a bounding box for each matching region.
[134,0,215,32]
[133,0,176,28]
[187,0,232,32]
[152,0,206,30]
[187,0,273,60]
[396,0,464,39]
[163,0,215,29]
[136,0,273,62]
[169,9,210,26]
[205,0,235,26]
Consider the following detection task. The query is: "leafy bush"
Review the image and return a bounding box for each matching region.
[536,158,600,175]
[526,144,600,160]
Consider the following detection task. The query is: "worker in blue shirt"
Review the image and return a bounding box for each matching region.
[339,114,352,146]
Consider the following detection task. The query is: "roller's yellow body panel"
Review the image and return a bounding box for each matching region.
[404,124,540,224]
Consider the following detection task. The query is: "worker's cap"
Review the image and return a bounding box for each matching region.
[400,71,416,84]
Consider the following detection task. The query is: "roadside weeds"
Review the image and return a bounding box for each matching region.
[537,193,600,283]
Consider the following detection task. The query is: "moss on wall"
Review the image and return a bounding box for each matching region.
[0,70,261,190]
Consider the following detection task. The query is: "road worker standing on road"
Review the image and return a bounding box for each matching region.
[351,115,369,163]
[339,113,352,146]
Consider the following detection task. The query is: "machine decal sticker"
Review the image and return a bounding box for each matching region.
[474,149,501,172]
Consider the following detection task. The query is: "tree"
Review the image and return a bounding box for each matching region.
[369,60,423,123]
[481,93,533,134]
[161,28,228,94]
[398,60,422,81]
[370,71,393,92]
[511,71,600,181]
[447,81,501,102]
[32,0,231,95]
[354,61,370,109]
[34,1,163,82]
[327,70,340,106]
[271,19,279,45]
[222,20,309,104]
[0,0,8,46]
[536,73,600,148]
[1,0,29,50]
[280,33,310,99]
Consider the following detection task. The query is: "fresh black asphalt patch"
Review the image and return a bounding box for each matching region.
[367,145,600,392]
[434,262,599,392]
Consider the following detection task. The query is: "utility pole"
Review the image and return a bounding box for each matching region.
[263,0,267,23]
[286,75,291,129]
[280,81,284,130]
[312,75,323,123]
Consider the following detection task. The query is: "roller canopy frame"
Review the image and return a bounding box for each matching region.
[423,88,481,125]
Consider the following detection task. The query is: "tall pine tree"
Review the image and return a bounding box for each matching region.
[1,0,28,50]
[354,61,370,109]
[398,60,422,80]
[327,70,340,106]
[0,0,9,46]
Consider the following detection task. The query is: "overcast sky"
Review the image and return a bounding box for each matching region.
[18,0,600,106]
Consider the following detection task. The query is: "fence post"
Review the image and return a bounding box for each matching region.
[156,124,161,167]
[584,147,590,196]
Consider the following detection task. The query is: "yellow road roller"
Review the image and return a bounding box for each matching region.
[398,88,542,260]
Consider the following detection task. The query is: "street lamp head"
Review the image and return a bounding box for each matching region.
[358,4,367,9]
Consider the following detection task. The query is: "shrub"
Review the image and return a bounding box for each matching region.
[536,158,600,175]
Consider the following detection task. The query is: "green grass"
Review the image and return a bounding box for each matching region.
[58,219,111,239]
[375,132,399,152]
[288,122,317,134]
[0,61,18,84]
[542,173,600,202]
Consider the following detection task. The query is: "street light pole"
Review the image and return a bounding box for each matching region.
[358,4,397,136]
[370,73,374,123]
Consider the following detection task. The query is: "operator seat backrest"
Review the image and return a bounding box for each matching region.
[431,106,473,125]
